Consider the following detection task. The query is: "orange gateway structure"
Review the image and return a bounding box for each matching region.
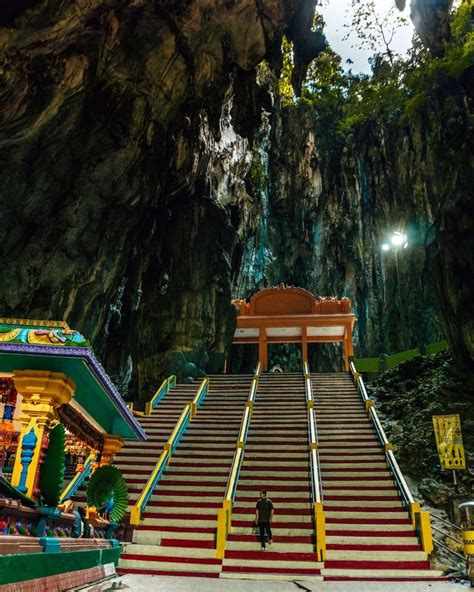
[232,286,356,371]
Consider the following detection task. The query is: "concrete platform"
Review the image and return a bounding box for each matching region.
[118,573,465,591]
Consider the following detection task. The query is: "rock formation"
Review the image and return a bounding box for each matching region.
[0,0,472,398]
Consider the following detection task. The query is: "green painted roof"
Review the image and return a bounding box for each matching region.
[0,319,145,441]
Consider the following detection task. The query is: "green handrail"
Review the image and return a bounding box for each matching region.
[145,375,176,415]
[354,340,448,373]
[130,377,208,525]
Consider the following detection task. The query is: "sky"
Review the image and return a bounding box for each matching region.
[319,0,415,73]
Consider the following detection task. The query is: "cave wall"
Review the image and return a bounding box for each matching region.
[0,0,471,399]
[236,75,472,366]
[0,0,326,399]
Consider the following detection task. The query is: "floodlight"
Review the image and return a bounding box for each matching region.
[390,232,407,247]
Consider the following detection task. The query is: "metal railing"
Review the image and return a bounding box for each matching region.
[216,363,261,559]
[130,377,208,525]
[304,361,326,561]
[145,375,177,415]
[431,512,465,563]
[59,451,96,504]
[349,362,433,554]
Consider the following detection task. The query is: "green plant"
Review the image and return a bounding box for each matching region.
[38,423,66,507]
[86,465,128,522]
[279,36,296,107]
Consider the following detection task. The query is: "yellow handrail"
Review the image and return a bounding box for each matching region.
[130,449,170,526]
[164,404,191,453]
[216,364,261,558]
[59,451,96,504]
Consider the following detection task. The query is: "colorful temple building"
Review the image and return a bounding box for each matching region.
[0,318,145,590]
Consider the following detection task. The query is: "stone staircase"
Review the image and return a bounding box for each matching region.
[221,372,323,581]
[118,375,252,577]
[71,383,198,508]
[313,372,443,582]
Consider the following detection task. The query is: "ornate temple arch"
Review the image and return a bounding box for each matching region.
[232,286,356,371]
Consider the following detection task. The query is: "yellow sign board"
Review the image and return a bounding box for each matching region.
[432,415,465,470]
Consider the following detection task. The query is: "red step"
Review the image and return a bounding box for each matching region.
[324,506,405,513]
[118,568,219,578]
[225,550,317,561]
[122,554,220,565]
[229,534,313,544]
[324,495,401,501]
[161,538,215,549]
[148,501,221,508]
[233,507,311,516]
[221,566,321,575]
[327,518,410,525]
[232,520,312,529]
[324,560,430,570]
[327,544,421,551]
[138,525,216,534]
[326,530,413,538]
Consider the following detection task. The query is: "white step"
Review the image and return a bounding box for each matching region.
[325,510,406,519]
[326,549,427,560]
[324,500,404,508]
[226,541,314,553]
[327,535,419,545]
[124,544,216,559]
[118,558,220,573]
[320,568,443,578]
[143,517,217,528]
[222,558,324,570]
[327,523,414,533]
[220,572,322,581]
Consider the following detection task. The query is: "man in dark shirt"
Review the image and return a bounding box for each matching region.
[255,489,274,550]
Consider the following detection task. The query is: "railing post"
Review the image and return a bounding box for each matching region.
[314,501,326,562]
[418,511,434,554]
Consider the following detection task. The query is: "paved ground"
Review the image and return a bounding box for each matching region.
[112,574,469,592]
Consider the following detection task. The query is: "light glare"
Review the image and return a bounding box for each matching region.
[391,232,407,247]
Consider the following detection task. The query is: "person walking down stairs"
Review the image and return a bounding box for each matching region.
[255,490,274,550]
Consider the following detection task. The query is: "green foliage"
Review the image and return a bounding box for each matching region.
[87,465,128,522]
[38,423,66,507]
[279,37,295,107]
[367,351,474,503]
[300,2,472,139]
[247,147,266,194]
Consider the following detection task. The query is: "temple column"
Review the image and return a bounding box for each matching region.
[344,325,355,372]
[100,434,124,466]
[11,371,75,497]
[258,330,268,372]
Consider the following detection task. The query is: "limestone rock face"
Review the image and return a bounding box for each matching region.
[236,72,473,370]
[408,0,453,57]
[0,0,471,398]
[0,0,325,397]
